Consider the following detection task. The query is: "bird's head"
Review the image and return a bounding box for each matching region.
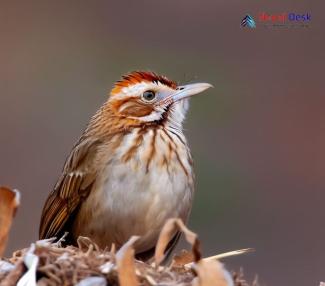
[108,71,212,128]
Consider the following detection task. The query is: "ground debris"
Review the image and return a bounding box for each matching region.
[0,195,255,286]
[0,235,254,285]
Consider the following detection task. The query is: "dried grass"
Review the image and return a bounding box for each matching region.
[0,187,257,286]
[0,240,255,286]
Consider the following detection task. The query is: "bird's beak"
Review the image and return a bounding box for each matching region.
[173,83,213,102]
[158,83,213,106]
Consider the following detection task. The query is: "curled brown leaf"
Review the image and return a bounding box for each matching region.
[192,259,233,286]
[155,218,201,267]
[0,187,20,257]
[116,236,140,286]
[171,249,195,268]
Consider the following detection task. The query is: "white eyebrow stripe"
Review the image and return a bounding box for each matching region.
[120,81,168,96]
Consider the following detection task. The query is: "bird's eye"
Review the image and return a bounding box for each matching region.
[142,90,156,102]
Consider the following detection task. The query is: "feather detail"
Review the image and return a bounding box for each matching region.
[39,138,101,239]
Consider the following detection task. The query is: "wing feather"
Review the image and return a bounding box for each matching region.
[39,138,101,239]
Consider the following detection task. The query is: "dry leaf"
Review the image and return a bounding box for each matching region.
[116,236,140,286]
[0,187,20,257]
[155,218,201,266]
[0,260,15,273]
[17,244,39,286]
[76,277,107,286]
[99,261,114,274]
[192,259,233,286]
[171,250,195,267]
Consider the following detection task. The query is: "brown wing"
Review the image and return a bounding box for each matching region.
[39,138,101,239]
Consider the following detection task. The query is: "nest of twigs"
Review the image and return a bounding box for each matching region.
[0,187,256,286]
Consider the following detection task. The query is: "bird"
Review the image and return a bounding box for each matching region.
[39,71,212,260]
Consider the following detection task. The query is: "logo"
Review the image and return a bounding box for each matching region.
[259,12,311,28]
[241,15,256,28]
[241,12,311,29]
[259,12,311,23]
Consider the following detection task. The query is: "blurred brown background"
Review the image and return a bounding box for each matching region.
[0,1,323,285]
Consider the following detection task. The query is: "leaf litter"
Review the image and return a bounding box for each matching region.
[0,187,257,286]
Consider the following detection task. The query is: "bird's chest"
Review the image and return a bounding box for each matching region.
[77,128,194,250]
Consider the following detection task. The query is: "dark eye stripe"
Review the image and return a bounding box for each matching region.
[118,98,154,117]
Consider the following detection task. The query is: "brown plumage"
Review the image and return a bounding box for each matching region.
[39,71,212,260]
